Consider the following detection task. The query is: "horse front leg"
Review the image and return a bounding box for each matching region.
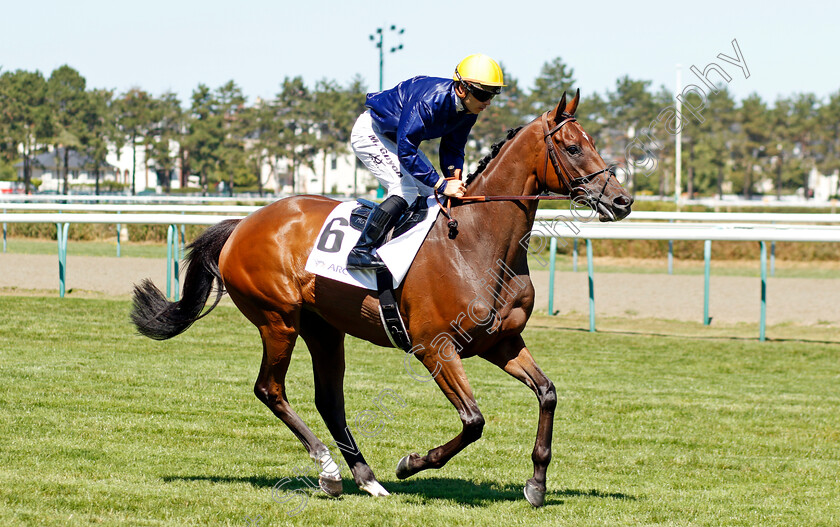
[482,335,556,507]
[395,347,484,479]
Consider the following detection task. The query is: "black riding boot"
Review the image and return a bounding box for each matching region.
[346,195,408,269]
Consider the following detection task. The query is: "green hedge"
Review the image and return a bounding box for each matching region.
[4,216,211,243]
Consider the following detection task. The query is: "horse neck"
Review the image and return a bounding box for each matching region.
[455,123,544,266]
[466,124,542,201]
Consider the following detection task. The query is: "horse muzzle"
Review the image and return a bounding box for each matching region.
[591,192,633,222]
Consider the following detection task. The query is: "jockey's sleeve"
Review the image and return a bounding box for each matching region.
[396,101,440,188]
[439,121,472,175]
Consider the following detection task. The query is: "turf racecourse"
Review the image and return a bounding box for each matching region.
[1,297,838,526]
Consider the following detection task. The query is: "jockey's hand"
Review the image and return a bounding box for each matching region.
[442,179,466,198]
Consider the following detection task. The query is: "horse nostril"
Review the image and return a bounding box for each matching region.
[613,195,633,208]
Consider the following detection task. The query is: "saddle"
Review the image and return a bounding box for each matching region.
[349,198,430,239]
[347,198,429,353]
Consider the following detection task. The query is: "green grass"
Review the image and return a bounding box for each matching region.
[2,238,168,258]
[1,297,838,526]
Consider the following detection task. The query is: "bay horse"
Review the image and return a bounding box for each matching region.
[131,90,633,507]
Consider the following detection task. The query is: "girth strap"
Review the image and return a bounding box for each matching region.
[375,267,412,352]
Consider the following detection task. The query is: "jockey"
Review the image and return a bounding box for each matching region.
[346,53,505,269]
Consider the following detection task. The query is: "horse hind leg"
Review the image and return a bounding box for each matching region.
[252,315,343,497]
[299,310,389,497]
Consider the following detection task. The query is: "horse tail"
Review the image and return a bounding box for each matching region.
[131,219,240,340]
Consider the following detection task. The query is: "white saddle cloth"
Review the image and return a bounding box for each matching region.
[304,197,440,290]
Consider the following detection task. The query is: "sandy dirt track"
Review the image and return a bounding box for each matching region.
[1,252,838,327]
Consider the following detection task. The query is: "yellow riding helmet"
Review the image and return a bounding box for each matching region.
[453,53,505,93]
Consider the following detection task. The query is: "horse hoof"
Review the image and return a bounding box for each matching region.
[395,454,415,480]
[360,480,390,497]
[524,479,546,507]
[319,475,343,497]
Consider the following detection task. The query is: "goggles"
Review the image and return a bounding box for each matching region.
[455,70,502,102]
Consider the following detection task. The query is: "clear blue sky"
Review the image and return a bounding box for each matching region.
[2,0,838,107]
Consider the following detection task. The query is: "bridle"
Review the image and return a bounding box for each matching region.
[435,110,618,238]
[540,111,617,200]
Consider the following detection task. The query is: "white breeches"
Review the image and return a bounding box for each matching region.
[350,111,434,204]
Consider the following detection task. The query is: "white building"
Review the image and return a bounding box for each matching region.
[807,166,840,201]
[106,140,378,197]
[15,134,383,198]
[107,142,154,193]
[271,149,377,197]
[16,147,119,192]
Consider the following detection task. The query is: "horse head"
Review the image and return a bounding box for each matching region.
[540,89,633,221]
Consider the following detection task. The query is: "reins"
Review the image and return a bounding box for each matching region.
[456,194,572,202]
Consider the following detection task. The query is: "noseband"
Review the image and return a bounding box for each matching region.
[541,111,616,199]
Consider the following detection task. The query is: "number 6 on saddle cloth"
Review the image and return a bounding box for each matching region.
[304,197,440,351]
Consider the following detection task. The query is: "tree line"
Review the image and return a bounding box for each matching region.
[1,60,838,198]
[0,66,367,195]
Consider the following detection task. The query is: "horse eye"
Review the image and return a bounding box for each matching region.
[566,145,581,155]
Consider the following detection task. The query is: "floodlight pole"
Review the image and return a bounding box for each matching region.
[675,64,682,210]
[369,25,405,92]
[369,25,405,197]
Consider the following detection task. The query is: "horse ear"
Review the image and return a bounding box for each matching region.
[566,88,581,115]
[553,91,568,123]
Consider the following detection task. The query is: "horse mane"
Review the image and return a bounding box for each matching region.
[465,125,524,187]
